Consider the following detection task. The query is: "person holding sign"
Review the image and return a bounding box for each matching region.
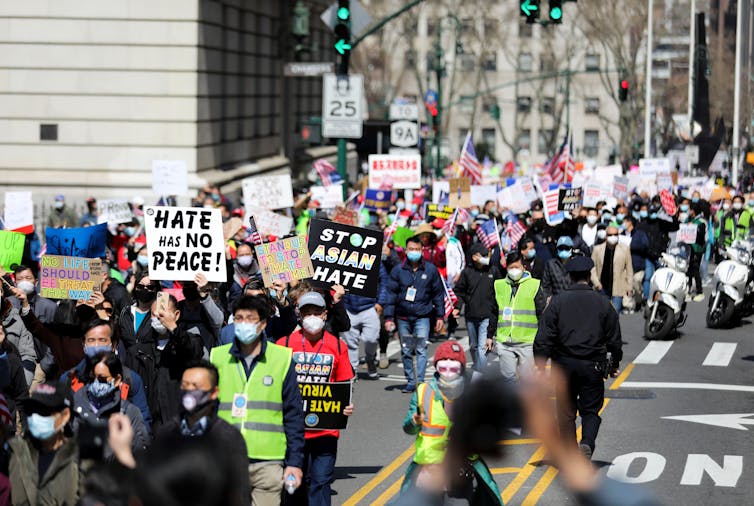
[277,292,354,506]
[678,199,707,303]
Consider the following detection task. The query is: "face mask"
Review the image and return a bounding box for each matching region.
[237,255,253,268]
[639,210,648,218]
[526,250,536,259]
[124,226,136,237]
[597,230,607,240]
[692,197,699,203]
[84,345,112,358]
[438,375,464,400]
[477,256,490,266]
[28,413,58,441]
[53,201,64,210]
[203,204,215,209]
[409,204,418,213]
[602,214,613,223]
[678,212,689,223]
[722,203,731,211]
[615,213,625,223]
[134,286,156,304]
[269,288,288,300]
[16,280,35,295]
[137,255,148,267]
[181,389,213,414]
[680,204,689,212]
[470,210,479,218]
[88,379,117,400]
[558,249,572,260]
[649,213,658,220]
[235,322,261,344]
[302,315,326,334]
[733,202,743,211]
[406,251,422,263]
[151,316,168,334]
[396,201,405,211]
[749,201,754,207]
[586,215,598,225]
[606,236,619,245]
[507,268,523,282]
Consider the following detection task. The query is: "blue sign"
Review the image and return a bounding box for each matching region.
[424,90,438,107]
[45,223,107,258]
[363,189,392,211]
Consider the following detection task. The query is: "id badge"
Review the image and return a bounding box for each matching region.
[405,287,417,302]
[502,307,513,321]
[231,393,247,418]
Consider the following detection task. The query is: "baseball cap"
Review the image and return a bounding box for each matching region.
[556,236,574,248]
[564,255,594,273]
[26,382,70,415]
[297,291,326,309]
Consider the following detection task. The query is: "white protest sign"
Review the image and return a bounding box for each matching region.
[594,165,623,186]
[678,223,698,244]
[519,177,539,204]
[144,206,226,282]
[470,185,499,206]
[246,206,294,237]
[310,184,344,209]
[583,182,604,208]
[497,184,529,214]
[657,172,674,191]
[152,160,189,196]
[97,199,133,225]
[432,181,450,203]
[613,176,630,201]
[639,158,671,177]
[242,174,295,210]
[368,154,421,189]
[3,191,34,231]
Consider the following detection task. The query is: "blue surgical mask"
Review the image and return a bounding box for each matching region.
[235,322,261,345]
[470,210,479,218]
[406,251,422,263]
[409,204,418,213]
[269,288,288,300]
[124,226,136,237]
[396,201,405,211]
[680,204,689,212]
[88,379,117,399]
[650,213,657,220]
[639,210,648,218]
[137,255,148,267]
[28,413,58,441]
[526,250,536,259]
[615,213,625,223]
[84,345,112,358]
[749,201,754,208]
[692,197,699,203]
[558,249,572,260]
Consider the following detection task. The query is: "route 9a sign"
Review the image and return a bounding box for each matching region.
[390,120,418,148]
[322,74,364,139]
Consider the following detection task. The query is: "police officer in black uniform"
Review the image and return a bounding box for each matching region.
[533,255,622,460]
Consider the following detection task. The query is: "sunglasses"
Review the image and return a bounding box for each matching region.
[436,364,462,375]
[101,307,114,315]
[556,246,572,252]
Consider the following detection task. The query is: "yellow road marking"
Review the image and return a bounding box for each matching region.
[490,467,522,474]
[341,444,414,506]
[371,476,404,506]
[609,362,635,390]
[501,444,547,504]
[501,437,540,445]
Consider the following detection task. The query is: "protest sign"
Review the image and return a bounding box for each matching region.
[97,199,133,225]
[519,177,539,204]
[432,181,450,203]
[46,223,108,259]
[3,192,34,232]
[657,172,674,191]
[543,190,565,225]
[39,255,102,300]
[243,174,295,210]
[298,382,351,430]
[246,207,294,238]
[470,185,499,207]
[367,154,422,189]
[308,219,383,297]
[593,165,623,186]
[678,223,698,244]
[557,187,583,211]
[222,217,244,241]
[152,160,189,196]
[425,204,455,221]
[497,183,529,214]
[639,158,670,177]
[362,189,392,212]
[144,206,226,283]
[332,207,359,226]
[310,184,344,209]
[0,230,26,270]
[613,176,629,201]
[448,178,471,208]
[255,236,314,287]
[582,183,604,208]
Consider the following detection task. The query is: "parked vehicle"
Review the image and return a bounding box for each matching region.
[644,246,689,340]
[706,240,754,328]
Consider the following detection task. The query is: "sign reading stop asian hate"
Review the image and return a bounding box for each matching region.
[40,255,102,300]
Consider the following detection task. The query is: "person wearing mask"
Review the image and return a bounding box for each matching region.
[278,292,354,506]
[0,283,36,385]
[453,244,501,371]
[720,195,752,248]
[399,342,503,505]
[9,382,79,504]
[490,251,546,383]
[580,208,600,248]
[690,190,711,219]
[210,295,305,506]
[624,217,650,311]
[519,237,544,279]
[46,194,79,229]
[101,266,132,317]
[177,273,224,353]
[79,197,99,227]
[635,203,676,300]
[679,202,707,302]
[227,243,261,313]
[541,236,575,300]
[383,236,446,394]
[526,209,553,265]
[591,226,634,312]
[534,256,622,459]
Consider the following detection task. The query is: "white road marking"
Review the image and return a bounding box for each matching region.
[621,381,754,393]
[702,342,737,367]
[633,341,674,364]
[680,455,743,487]
[663,413,754,431]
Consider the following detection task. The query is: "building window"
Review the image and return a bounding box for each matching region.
[459,54,475,72]
[584,130,600,157]
[483,52,497,71]
[406,49,416,66]
[585,97,600,114]
[482,128,496,156]
[540,56,556,72]
[518,52,533,72]
[517,96,532,113]
[427,19,436,36]
[519,23,533,38]
[585,53,600,72]
[426,51,435,71]
[484,19,498,37]
[538,129,554,155]
[540,96,554,115]
[461,18,474,34]
[460,95,474,114]
[40,124,58,141]
[518,129,531,151]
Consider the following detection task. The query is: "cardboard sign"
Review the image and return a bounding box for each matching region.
[243,174,295,210]
[425,204,455,221]
[613,176,629,201]
[299,382,351,430]
[332,208,359,226]
[144,206,227,283]
[223,217,244,241]
[677,223,698,244]
[310,184,344,209]
[152,160,189,196]
[470,185,499,207]
[4,191,34,232]
[39,255,102,300]
[0,230,26,270]
[97,199,133,225]
[308,219,383,298]
[557,187,582,212]
[246,207,294,238]
[367,154,422,189]
[255,236,314,287]
[448,178,471,208]
[46,223,107,259]
[362,189,392,212]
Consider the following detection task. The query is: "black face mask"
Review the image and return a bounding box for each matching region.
[134,286,156,304]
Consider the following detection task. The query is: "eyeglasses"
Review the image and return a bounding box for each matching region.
[436,364,462,375]
[556,246,572,252]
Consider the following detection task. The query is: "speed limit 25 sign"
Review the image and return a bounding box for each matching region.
[322,74,364,139]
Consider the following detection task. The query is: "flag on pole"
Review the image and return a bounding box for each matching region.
[245,216,263,245]
[441,209,458,236]
[442,280,459,319]
[313,158,342,186]
[505,212,528,249]
[456,208,471,224]
[459,132,483,184]
[543,132,575,184]
[476,219,500,249]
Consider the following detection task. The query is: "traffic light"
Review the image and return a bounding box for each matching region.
[549,0,563,23]
[520,0,540,24]
[619,79,629,102]
[489,104,501,120]
[334,0,351,73]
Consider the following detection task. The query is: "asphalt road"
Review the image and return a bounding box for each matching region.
[331,294,754,505]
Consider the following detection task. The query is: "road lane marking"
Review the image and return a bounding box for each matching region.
[490,467,523,474]
[702,343,737,367]
[620,381,754,392]
[501,438,540,445]
[371,475,404,506]
[633,341,674,364]
[609,363,635,390]
[662,413,754,430]
[501,445,548,504]
[341,444,415,506]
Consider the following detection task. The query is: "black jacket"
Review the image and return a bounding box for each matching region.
[453,264,503,322]
[533,283,622,365]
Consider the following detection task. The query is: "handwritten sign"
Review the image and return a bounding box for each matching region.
[310,184,344,209]
[0,230,26,270]
[152,160,189,196]
[299,382,351,430]
[40,255,102,300]
[3,192,34,232]
[97,199,133,225]
[255,236,314,287]
[678,223,698,244]
[332,208,359,226]
[46,224,107,259]
[242,174,295,210]
[448,178,471,208]
[246,207,294,238]
[143,206,227,282]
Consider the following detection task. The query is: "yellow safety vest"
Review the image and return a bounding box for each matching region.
[414,382,451,465]
[494,276,540,344]
[210,342,292,460]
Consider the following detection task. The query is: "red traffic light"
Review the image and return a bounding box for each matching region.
[621,80,629,89]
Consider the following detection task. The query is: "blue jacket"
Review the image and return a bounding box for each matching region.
[377,263,390,306]
[629,229,650,272]
[344,293,376,314]
[384,260,445,320]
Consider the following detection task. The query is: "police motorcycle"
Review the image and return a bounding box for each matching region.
[706,239,754,328]
[644,245,689,340]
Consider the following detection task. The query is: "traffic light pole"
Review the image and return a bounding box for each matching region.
[435,24,443,178]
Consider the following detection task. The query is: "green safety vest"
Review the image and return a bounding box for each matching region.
[414,382,451,465]
[210,342,292,460]
[722,209,752,246]
[494,276,540,344]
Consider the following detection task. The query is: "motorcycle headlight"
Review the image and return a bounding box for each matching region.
[676,257,688,272]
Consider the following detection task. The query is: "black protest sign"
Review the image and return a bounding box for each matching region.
[425,203,455,220]
[307,219,383,298]
[557,187,583,211]
[299,381,351,430]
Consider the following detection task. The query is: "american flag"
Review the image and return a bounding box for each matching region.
[383,211,399,242]
[440,209,457,236]
[459,132,483,184]
[476,219,499,249]
[313,158,342,186]
[442,280,459,318]
[456,208,471,224]
[543,132,575,184]
[245,216,263,245]
[542,189,564,226]
[506,212,527,249]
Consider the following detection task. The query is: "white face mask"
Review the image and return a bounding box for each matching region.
[151,316,168,334]
[302,315,326,334]
[477,256,490,266]
[237,255,253,268]
[723,203,731,211]
[733,202,743,211]
[16,280,36,295]
[597,229,607,240]
[586,215,598,225]
[606,235,619,245]
[507,268,523,282]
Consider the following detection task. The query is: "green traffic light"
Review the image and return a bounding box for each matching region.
[337,7,350,20]
[550,7,562,20]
